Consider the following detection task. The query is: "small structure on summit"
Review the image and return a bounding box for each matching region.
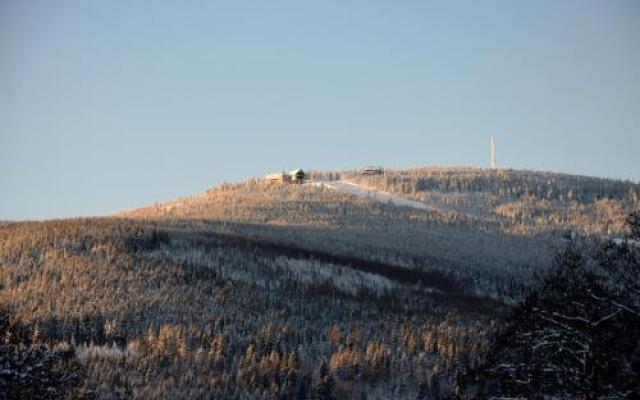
[265,172,292,184]
[289,168,306,184]
[361,166,384,176]
[264,168,306,184]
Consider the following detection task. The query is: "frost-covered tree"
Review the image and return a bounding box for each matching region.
[463,217,640,399]
[0,309,88,400]
[313,358,336,400]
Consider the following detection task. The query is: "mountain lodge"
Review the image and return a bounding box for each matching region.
[361,166,384,176]
[265,169,306,184]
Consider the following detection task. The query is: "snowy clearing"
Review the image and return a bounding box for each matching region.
[310,180,435,211]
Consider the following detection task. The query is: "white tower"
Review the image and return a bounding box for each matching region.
[490,136,497,169]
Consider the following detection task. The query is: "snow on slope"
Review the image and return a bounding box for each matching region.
[310,180,434,211]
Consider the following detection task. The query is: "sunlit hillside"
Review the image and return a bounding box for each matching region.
[330,166,639,236]
[128,166,640,237]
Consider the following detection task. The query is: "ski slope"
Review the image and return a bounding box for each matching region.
[311,180,434,211]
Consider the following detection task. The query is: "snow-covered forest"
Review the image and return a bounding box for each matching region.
[1,167,638,399]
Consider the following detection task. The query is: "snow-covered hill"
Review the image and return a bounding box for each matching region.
[4,166,638,399]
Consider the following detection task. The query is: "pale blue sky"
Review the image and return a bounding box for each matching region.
[1,0,639,220]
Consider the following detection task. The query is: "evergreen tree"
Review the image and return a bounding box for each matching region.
[313,359,335,400]
[464,232,640,399]
[0,309,88,400]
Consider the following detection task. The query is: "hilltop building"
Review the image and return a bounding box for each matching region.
[265,168,306,184]
[265,172,292,184]
[361,166,384,176]
[289,168,306,184]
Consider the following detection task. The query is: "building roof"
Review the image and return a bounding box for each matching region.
[265,172,289,180]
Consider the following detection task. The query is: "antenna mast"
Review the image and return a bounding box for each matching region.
[491,136,497,169]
